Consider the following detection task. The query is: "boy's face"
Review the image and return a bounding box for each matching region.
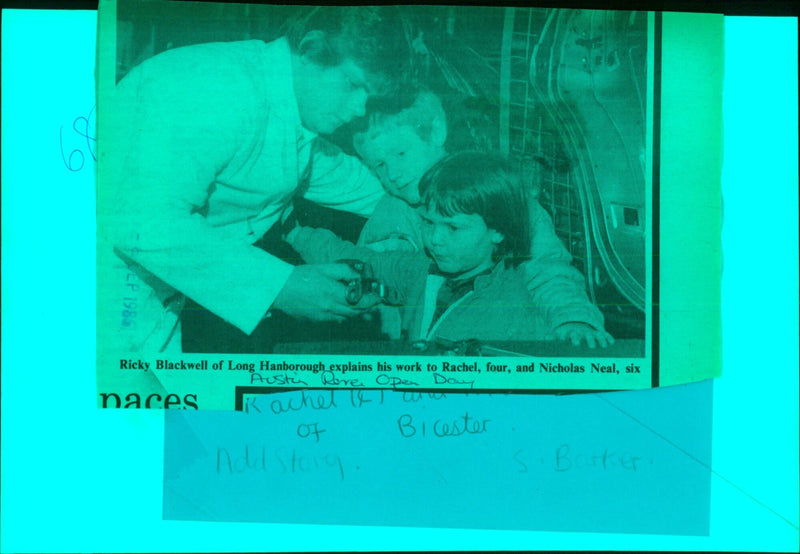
[356,122,444,206]
[295,58,371,135]
[419,207,503,278]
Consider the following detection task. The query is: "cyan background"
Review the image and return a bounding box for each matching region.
[1,10,797,552]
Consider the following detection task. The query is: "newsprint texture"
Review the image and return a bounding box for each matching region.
[96,1,722,409]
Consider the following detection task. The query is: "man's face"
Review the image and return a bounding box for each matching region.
[295,58,371,135]
[357,122,444,206]
[419,207,502,278]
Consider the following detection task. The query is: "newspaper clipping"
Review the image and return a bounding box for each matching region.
[96,1,722,409]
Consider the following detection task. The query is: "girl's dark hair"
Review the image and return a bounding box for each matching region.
[419,151,531,266]
[284,7,410,96]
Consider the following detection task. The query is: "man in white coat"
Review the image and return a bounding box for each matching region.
[97,7,407,352]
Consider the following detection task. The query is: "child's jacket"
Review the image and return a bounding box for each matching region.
[292,227,588,343]
[359,195,606,333]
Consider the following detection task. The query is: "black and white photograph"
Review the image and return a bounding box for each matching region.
[98,1,649,362]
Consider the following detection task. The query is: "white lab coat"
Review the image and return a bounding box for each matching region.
[97,38,384,352]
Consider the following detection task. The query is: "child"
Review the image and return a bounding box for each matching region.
[351,89,613,347]
[289,151,609,344]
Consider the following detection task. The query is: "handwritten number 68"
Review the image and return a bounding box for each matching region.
[59,108,97,172]
[59,125,86,171]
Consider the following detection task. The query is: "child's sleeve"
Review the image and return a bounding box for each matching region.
[358,196,424,251]
[524,201,607,331]
[289,225,427,304]
[289,225,364,264]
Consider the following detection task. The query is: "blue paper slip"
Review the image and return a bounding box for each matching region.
[163,380,712,535]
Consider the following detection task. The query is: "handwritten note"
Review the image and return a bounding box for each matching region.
[59,104,96,172]
[164,380,712,535]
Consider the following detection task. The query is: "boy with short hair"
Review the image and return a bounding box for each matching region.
[351,89,613,347]
[289,151,604,344]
